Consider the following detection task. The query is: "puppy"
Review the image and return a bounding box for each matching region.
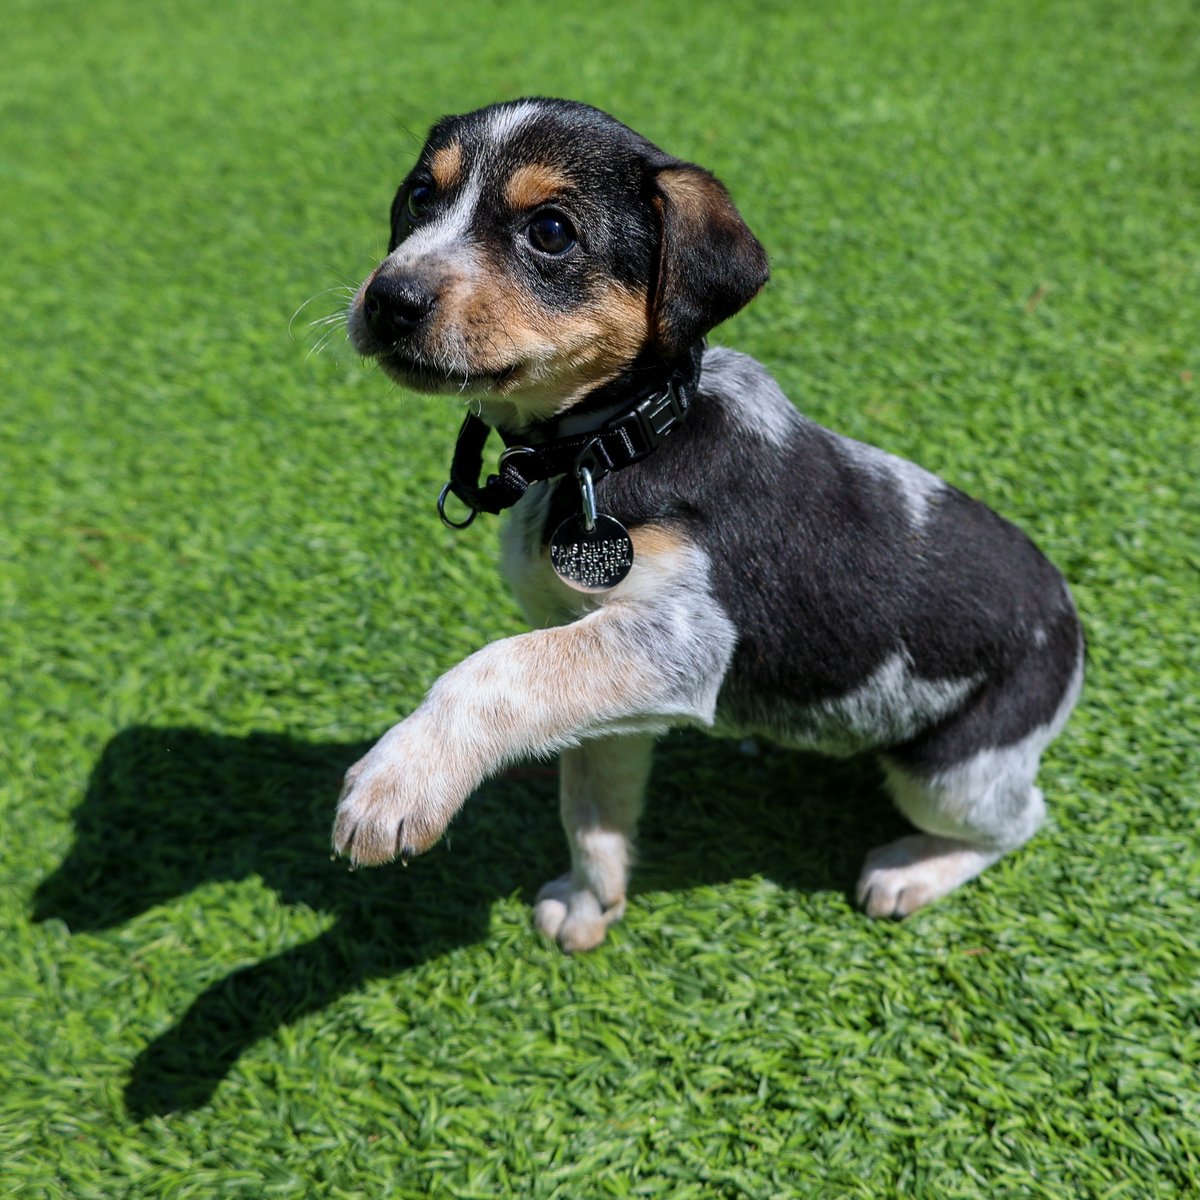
[335,98,1084,951]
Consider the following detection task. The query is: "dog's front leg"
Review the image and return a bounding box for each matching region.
[332,600,732,870]
[533,732,655,952]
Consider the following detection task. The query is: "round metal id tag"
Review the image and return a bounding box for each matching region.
[548,465,634,592]
[550,511,635,592]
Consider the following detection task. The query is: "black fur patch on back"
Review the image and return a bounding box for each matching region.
[596,352,1083,757]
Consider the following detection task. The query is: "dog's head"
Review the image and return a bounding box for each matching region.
[347,98,769,429]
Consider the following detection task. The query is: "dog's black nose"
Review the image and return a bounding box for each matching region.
[362,275,436,341]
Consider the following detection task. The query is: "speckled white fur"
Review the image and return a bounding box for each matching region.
[711,646,982,759]
[703,348,802,448]
[838,436,946,529]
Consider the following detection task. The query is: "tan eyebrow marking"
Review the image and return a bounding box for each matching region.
[505,163,573,210]
[429,141,463,189]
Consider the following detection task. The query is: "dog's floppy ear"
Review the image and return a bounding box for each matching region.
[649,162,770,358]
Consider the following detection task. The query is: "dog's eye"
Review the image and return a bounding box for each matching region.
[406,184,433,222]
[526,211,576,256]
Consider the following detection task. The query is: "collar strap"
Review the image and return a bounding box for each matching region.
[437,343,703,528]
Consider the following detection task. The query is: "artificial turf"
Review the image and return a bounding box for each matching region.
[3,0,1198,1195]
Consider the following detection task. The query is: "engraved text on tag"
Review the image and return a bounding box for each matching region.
[549,513,634,593]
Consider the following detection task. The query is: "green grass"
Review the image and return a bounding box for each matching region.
[3,0,1198,1195]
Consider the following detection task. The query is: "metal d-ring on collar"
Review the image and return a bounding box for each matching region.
[436,482,477,528]
[577,464,598,533]
[437,444,538,528]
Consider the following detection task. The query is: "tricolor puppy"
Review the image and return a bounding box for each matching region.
[335,98,1084,951]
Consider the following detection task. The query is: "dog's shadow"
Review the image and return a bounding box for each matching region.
[32,725,897,1117]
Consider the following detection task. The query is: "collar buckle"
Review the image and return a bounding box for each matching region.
[629,381,687,450]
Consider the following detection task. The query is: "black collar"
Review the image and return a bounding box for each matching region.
[437,341,704,528]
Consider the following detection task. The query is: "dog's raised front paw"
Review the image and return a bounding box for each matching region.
[332,721,463,867]
[533,873,626,953]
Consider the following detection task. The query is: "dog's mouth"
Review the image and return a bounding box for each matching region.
[376,349,521,395]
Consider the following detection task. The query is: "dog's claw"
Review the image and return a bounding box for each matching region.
[332,816,354,859]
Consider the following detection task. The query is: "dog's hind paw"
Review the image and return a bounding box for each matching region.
[856,834,999,919]
[534,874,625,953]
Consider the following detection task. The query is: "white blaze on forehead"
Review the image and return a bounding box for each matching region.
[485,100,540,145]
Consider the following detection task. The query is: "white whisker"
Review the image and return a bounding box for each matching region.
[289,285,355,340]
[305,327,345,362]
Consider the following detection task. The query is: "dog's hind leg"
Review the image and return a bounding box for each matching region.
[534,732,654,952]
[856,757,1046,919]
[857,645,1084,919]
